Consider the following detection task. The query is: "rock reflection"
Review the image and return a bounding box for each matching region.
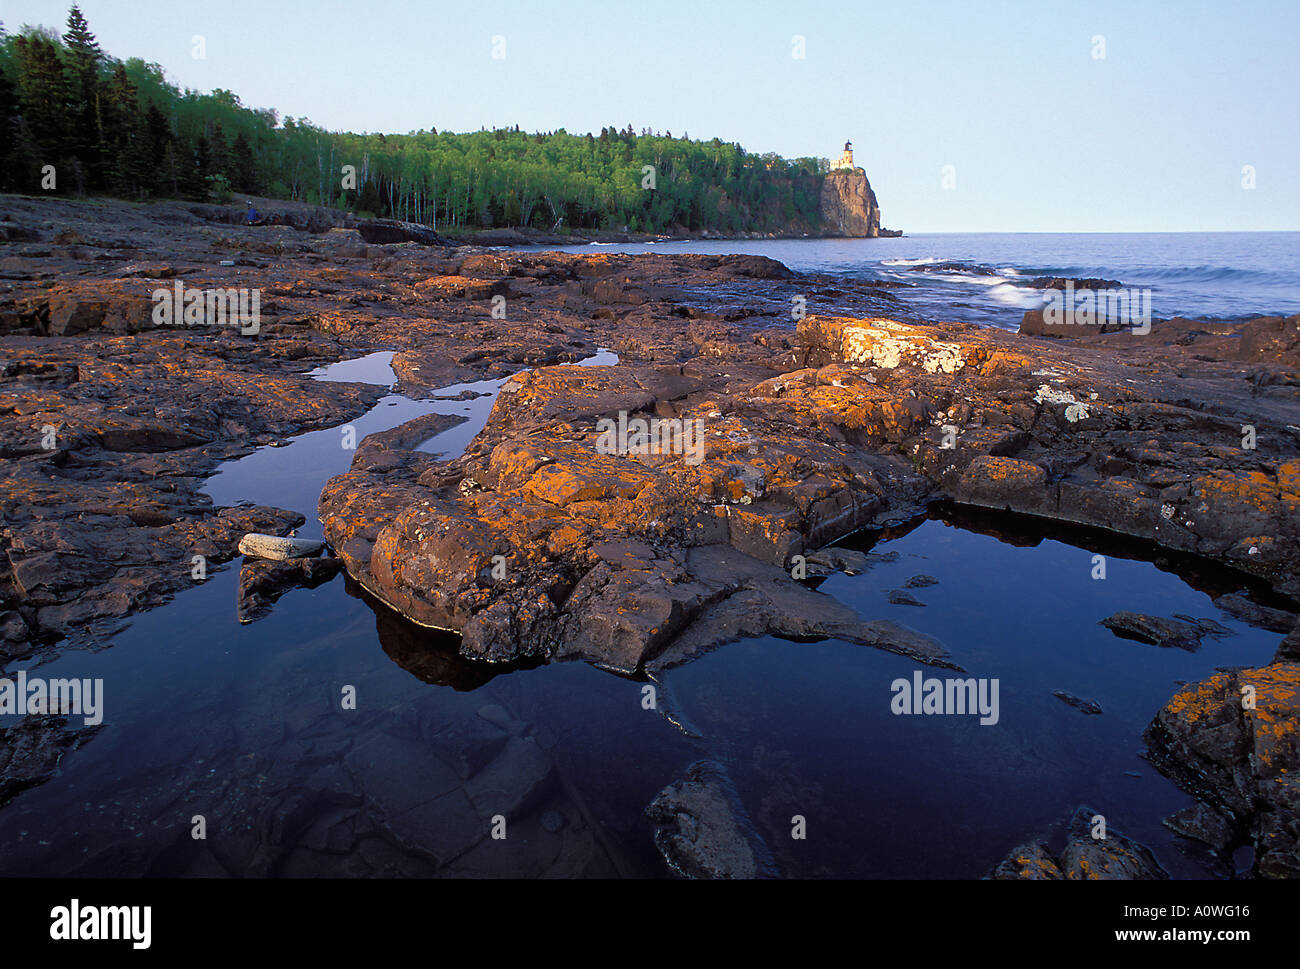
[345,575,540,690]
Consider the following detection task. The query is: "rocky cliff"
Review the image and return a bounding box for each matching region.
[820,168,881,237]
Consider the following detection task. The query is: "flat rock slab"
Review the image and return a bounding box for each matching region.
[1100,611,1203,651]
[645,760,774,879]
[237,533,326,560]
[344,732,465,819]
[1213,592,1298,634]
[464,736,554,820]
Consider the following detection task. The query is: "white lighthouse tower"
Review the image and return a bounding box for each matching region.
[833,140,856,171]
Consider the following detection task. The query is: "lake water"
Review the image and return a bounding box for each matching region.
[530,232,1300,329]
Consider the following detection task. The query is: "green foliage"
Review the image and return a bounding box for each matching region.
[206,172,232,204]
[0,8,829,233]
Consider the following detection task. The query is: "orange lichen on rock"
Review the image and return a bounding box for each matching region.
[1147,663,1300,877]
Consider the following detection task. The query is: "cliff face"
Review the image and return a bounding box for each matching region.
[819,169,880,237]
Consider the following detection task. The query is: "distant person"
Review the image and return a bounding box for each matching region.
[245,201,260,226]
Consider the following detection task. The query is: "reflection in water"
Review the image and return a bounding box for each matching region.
[0,505,1286,878]
[917,503,1297,610]
[347,575,539,691]
[1,341,1291,878]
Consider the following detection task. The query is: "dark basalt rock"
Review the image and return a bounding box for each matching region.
[990,841,1063,880]
[1053,690,1103,715]
[317,302,1300,672]
[1058,806,1169,879]
[355,219,455,247]
[645,759,775,879]
[1025,276,1124,291]
[237,556,343,623]
[992,805,1168,880]
[1213,592,1298,633]
[3,196,1300,844]
[319,353,955,673]
[1277,618,1300,663]
[1100,612,1204,651]
[1145,662,1300,878]
[0,714,100,807]
[1171,614,1234,638]
[1162,801,1237,856]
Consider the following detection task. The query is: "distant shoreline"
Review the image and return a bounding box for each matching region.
[439,225,905,247]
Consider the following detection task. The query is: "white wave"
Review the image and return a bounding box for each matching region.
[881,256,943,266]
[932,272,1006,287]
[985,282,1041,307]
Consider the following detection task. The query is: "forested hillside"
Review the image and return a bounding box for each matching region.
[0,7,831,235]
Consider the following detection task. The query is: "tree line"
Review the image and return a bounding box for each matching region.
[0,7,833,234]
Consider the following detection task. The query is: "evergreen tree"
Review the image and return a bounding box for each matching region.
[207,119,231,180]
[182,133,211,200]
[103,62,149,196]
[231,130,257,193]
[12,33,74,185]
[63,3,104,187]
[145,100,170,165]
[159,139,182,196]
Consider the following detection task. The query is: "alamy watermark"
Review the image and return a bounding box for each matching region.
[152,280,261,334]
[595,411,705,465]
[1041,281,1151,334]
[891,671,1000,725]
[50,899,150,949]
[0,671,103,726]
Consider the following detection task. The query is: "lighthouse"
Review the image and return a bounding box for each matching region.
[833,140,855,171]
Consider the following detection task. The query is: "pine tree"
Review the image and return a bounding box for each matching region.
[181,133,211,200]
[62,6,100,62]
[145,100,170,165]
[207,120,231,180]
[12,34,74,180]
[231,130,258,193]
[159,140,182,197]
[103,62,149,196]
[63,4,105,187]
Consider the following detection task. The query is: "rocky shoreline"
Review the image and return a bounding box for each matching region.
[2,195,1297,877]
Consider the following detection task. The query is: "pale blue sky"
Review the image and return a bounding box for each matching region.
[5,0,1298,232]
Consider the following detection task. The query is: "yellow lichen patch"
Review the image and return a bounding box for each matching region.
[1194,470,1280,517]
[1100,476,1147,494]
[974,349,1039,375]
[1160,673,1234,726]
[964,455,1045,485]
[524,458,658,507]
[1241,664,1300,776]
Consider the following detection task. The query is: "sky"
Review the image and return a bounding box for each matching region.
[4,0,1298,232]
